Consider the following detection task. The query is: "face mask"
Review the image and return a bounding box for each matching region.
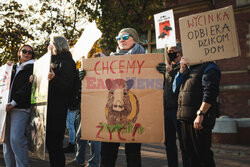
[168,52,178,62]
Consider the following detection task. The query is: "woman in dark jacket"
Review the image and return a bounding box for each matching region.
[4,44,34,167]
[100,28,145,167]
[46,35,76,167]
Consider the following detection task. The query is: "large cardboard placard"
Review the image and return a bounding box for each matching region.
[81,54,165,143]
[179,5,240,65]
[154,9,176,49]
[0,64,12,143]
[28,53,50,160]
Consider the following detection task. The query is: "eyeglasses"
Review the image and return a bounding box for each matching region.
[115,34,132,41]
[22,49,33,55]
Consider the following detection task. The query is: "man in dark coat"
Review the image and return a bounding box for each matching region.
[177,58,221,167]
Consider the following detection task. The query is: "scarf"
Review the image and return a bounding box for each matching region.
[110,43,145,56]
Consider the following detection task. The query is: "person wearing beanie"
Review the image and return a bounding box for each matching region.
[110,27,145,56]
[100,28,145,167]
[119,28,140,42]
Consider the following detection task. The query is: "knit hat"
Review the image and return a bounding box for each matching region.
[119,28,139,43]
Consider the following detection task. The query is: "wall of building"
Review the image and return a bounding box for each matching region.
[170,0,250,118]
[216,0,250,118]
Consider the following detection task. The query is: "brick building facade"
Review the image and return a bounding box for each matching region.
[144,0,250,118]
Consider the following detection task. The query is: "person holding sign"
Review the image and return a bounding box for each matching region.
[46,35,76,167]
[100,28,145,167]
[3,44,35,167]
[156,42,189,167]
[177,58,221,167]
[67,53,104,167]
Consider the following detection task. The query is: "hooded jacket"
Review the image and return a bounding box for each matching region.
[9,59,34,109]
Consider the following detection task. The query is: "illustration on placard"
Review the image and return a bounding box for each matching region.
[158,20,172,39]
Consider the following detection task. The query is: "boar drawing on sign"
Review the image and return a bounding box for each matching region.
[105,79,139,126]
[158,20,172,39]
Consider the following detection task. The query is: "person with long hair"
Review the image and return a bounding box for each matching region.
[3,44,35,167]
[46,35,76,167]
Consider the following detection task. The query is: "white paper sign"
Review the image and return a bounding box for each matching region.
[154,9,176,49]
[29,52,51,160]
[72,21,102,61]
[0,64,12,142]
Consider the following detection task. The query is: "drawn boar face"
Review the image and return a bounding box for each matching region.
[105,79,139,125]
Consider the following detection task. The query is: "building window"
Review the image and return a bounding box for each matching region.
[236,0,250,7]
[141,29,164,54]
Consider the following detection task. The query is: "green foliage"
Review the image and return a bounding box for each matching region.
[0,1,34,65]
[31,0,87,59]
[76,0,178,53]
[0,0,178,66]
[0,0,86,66]
[37,0,86,47]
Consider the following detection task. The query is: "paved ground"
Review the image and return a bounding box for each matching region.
[1,140,250,167]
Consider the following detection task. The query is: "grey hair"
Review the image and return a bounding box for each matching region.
[50,35,69,54]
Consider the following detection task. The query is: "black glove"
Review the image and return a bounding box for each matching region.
[156,62,166,74]
[79,69,86,80]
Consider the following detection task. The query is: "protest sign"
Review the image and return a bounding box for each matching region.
[0,64,12,143]
[81,53,165,143]
[72,21,102,61]
[154,9,176,49]
[28,53,50,160]
[179,5,240,65]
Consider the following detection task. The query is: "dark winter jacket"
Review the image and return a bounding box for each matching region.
[163,63,180,111]
[47,51,76,132]
[177,62,221,126]
[68,69,81,110]
[9,60,34,109]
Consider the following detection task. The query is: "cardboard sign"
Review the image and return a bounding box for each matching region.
[28,53,50,160]
[81,53,165,143]
[0,64,12,143]
[154,9,176,49]
[179,5,240,65]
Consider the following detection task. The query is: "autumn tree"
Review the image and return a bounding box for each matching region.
[0,1,34,65]
[76,0,178,53]
[0,0,179,66]
[0,0,87,65]
[30,0,87,57]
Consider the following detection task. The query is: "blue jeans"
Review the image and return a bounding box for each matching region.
[3,109,30,167]
[164,109,189,167]
[66,109,77,144]
[75,122,101,167]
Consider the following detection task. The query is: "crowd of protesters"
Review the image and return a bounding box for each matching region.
[2,26,220,167]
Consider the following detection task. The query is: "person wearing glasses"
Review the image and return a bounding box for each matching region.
[100,28,145,167]
[3,44,35,167]
[46,35,76,167]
